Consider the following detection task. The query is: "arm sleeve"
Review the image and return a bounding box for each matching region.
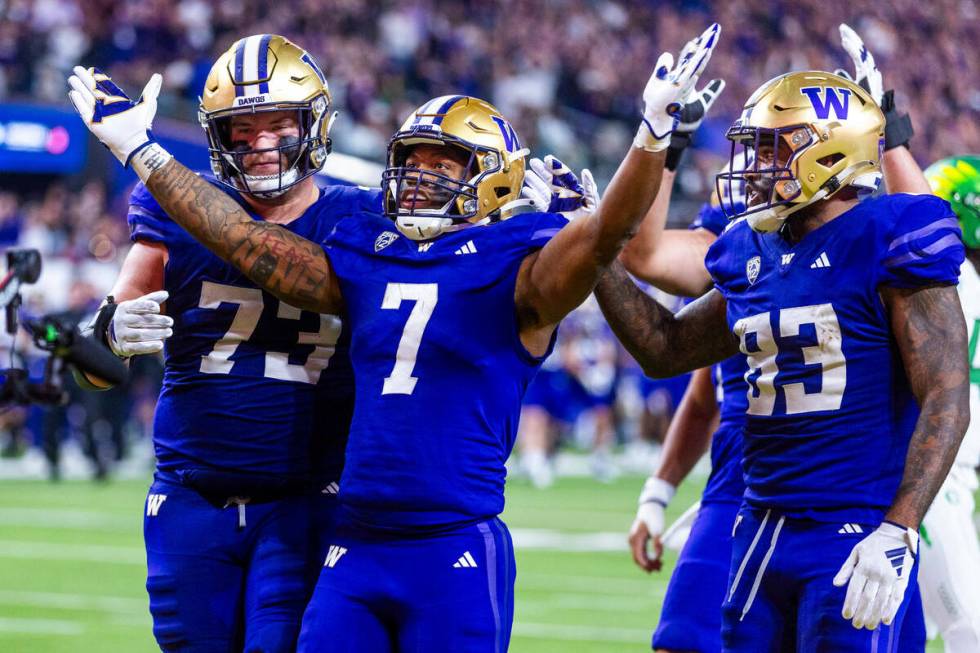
[878,194,965,288]
[524,211,569,250]
[690,202,729,237]
[126,182,171,245]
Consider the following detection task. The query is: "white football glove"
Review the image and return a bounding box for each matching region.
[628,477,676,572]
[526,155,599,221]
[832,521,919,630]
[836,24,884,105]
[108,291,173,358]
[67,66,162,166]
[635,22,721,152]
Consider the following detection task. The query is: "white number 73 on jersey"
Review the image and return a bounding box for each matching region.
[198,281,341,384]
[733,303,847,415]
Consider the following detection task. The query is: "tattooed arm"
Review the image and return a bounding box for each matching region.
[595,260,738,378]
[145,159,341,314]
[881,284,969,528]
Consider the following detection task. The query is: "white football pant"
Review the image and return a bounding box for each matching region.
[918,465,980,653]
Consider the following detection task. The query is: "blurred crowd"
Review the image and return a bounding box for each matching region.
[2,0,977,192]
[0,0,977,480]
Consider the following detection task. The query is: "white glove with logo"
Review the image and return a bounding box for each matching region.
[836,24,884,105]
[635,23,721,152]
[525,155,599,221]
[108,291,173,358]
[833,521,919,630]
[628,477,676,572]
[68,66,163,167]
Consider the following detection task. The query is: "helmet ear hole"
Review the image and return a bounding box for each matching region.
[818,153,845,168]
[494,186,511,199]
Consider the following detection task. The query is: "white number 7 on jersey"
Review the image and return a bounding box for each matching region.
[381,283,438,395]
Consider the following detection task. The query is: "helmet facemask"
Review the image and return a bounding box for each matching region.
[382,138,497,240]
[717,125,817,232]
[201,96,332,199]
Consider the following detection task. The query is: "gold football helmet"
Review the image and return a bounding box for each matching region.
[382,96,529,240]
[199,34,335,197]
[717,71,884,232]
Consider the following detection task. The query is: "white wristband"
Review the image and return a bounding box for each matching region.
[130,142,174,183]
[633,121,671,153]
[638,476,676,507]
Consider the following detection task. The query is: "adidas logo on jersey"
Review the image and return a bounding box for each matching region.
[454,240,478,256]
[321,481,339,495]
[453,551,478,568]
[146,494,167,517]
[810,252,831,269]
[838,523,864,534]
[324,545,348,568]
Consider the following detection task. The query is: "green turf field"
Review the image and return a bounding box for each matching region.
[0,474,947,652]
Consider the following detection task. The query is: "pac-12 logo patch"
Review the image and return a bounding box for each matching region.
[746,256,761,284]
[375,231,399,252]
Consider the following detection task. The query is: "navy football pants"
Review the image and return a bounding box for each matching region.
[298,516,515,653]
[722,506,920,653]
[143,478,323,653]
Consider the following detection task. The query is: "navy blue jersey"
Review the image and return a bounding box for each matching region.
[705,193,963,522]
[128,177,380,485]
[323,211,568,531]
[690,201,730,237]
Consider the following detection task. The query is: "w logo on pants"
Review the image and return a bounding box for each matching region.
[146,494,167,517]
[324,545,348,568]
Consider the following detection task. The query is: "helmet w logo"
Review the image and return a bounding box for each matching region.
[490,115,521,153]
[800,87,851,120]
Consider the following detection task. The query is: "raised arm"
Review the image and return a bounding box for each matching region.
[594,260,738,378]
[882,283,969,529]
[66,66,341,314]
[515,24,721,336]
[629,365,719,572]
[836,23,928,196]
[145,159,340,314]
[620,79,725,297]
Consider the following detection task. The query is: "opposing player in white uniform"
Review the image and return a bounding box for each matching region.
[921,156,980,653]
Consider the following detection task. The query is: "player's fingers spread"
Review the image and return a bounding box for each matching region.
[129,341,163,355]
[853,579,880,629]
[529,157,550,179]
[73,66,97,91]
[141,290,169,305]
[135,314,173,328]
[832,549,858,586]
[865,581,891,630]
[841,571,866,619]
[136,328,172,342]
[67,90,93,120]
[653,52,673,80]
[142,73,163,104]
[67,75,90,99]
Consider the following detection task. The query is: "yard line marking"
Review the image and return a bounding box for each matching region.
[520,593,662,612]
[0,590,146,614]
[0,508,134,531]
[513,621,652,643]
[516,572,659,595]
[0,617,84,635]
[510,528,626,552]
[0,540,144,565]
